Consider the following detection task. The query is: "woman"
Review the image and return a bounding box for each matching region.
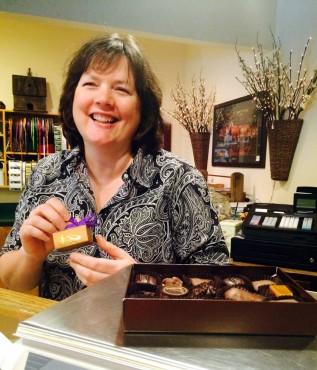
[0,33,229,301]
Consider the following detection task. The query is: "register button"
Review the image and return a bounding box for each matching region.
[302,217,313,230]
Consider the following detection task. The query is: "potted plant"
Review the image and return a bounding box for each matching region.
[168,73,215,178]
[236,34,317,180]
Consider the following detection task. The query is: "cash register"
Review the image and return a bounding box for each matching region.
[231,187,317,271]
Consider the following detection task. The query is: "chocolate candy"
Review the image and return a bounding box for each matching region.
[252,280,276,291]
[189,278,212,286]
[223,276,245,286]
[162,276,183,287]
[135,274,157,285]
[269,285,293,297]
[224,287,265,302]
[161,286,189,297]
[191,281,216,298]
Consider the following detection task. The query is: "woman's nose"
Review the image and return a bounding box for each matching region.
[95,87,114,106]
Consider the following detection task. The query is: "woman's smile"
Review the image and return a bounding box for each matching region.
[91,113,118,125]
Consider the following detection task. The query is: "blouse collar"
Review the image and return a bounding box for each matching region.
[60,147,158,189]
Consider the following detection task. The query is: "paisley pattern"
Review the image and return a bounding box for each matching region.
[1,147,229,300]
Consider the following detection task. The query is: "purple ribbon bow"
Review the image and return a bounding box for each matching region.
[65,214,98,229]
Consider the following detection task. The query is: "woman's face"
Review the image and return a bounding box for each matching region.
[73,56,141,154]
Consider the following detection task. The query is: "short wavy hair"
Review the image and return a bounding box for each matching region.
[59,33,165,155]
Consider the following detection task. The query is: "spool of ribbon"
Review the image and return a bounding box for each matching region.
[65,214,97,229]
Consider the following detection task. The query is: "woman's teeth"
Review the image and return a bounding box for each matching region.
[92,114,116,124]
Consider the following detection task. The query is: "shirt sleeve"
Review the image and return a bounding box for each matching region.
[170,167,229,265]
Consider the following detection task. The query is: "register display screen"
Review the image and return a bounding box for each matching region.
[296,198,316,209]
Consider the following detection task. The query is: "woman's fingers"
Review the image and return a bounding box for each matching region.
[67,258,109,286]
[28,198,70,231]
[68,236,136,286]
[96,235,135,260]
[19,198,71,259]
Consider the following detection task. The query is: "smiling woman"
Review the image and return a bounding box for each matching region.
[0,32,228,301]
[59,33,164,157]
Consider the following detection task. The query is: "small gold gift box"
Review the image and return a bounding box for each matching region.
[46,225,93,251]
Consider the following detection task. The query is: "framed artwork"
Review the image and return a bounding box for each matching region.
[212,95,267,168]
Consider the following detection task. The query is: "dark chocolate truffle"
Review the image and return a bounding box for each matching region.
[191,281,216,298]
[223,276,245,286]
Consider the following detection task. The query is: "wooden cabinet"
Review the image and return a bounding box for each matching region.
[0,109,61,189]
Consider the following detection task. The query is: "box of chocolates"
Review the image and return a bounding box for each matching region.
[123,264,317,335]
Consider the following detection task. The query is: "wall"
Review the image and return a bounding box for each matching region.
[271,0,317,202]
[0,0,277,48]
[1,5,317,205]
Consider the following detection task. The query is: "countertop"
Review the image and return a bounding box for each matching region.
[12,265,317,370]
[0,287,56,341]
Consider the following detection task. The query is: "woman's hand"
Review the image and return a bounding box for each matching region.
[67,235,136,286]
[19,198,70,261]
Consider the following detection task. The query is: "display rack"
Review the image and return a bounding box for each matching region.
[0,109,61,190]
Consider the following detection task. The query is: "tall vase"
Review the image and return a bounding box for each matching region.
[189,132,211,179]
[267,119,303,181]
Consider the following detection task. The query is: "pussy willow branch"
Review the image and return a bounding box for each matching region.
[169,74,215,133]
[235,34,317,123]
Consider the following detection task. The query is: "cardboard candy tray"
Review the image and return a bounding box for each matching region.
[123,264,317,336]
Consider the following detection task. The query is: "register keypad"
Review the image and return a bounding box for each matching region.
[279,216,299,229]
[262,216,278,227]
[249,214,313,230]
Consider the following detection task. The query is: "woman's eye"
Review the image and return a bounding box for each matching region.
[115,86,129,93]
[83,82,96,87]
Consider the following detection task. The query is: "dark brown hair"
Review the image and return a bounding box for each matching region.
[59,33,165,155]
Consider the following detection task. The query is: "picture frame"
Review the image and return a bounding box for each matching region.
[212,95,267,168]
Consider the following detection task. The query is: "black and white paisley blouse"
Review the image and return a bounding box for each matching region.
[1,147,229,300]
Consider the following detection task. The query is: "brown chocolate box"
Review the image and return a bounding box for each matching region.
[123,264,317,336]
[46,225,93,251]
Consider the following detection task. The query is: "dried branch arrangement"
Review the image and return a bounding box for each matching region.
[168,74,215,133]
[236,34,317,123]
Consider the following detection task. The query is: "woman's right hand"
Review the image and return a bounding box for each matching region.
[19,197,70,261]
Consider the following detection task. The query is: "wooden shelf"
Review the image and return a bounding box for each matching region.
[0,109,60,189]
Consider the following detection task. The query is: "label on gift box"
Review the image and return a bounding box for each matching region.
[56,230,83,248]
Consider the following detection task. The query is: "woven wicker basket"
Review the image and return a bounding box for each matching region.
[189,132,211,179]
[267,119,303,181]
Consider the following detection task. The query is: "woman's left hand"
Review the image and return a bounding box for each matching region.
[68,235,136,286]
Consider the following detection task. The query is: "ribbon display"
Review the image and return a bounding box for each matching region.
[65,214,98,229]
[8,116,56,155]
